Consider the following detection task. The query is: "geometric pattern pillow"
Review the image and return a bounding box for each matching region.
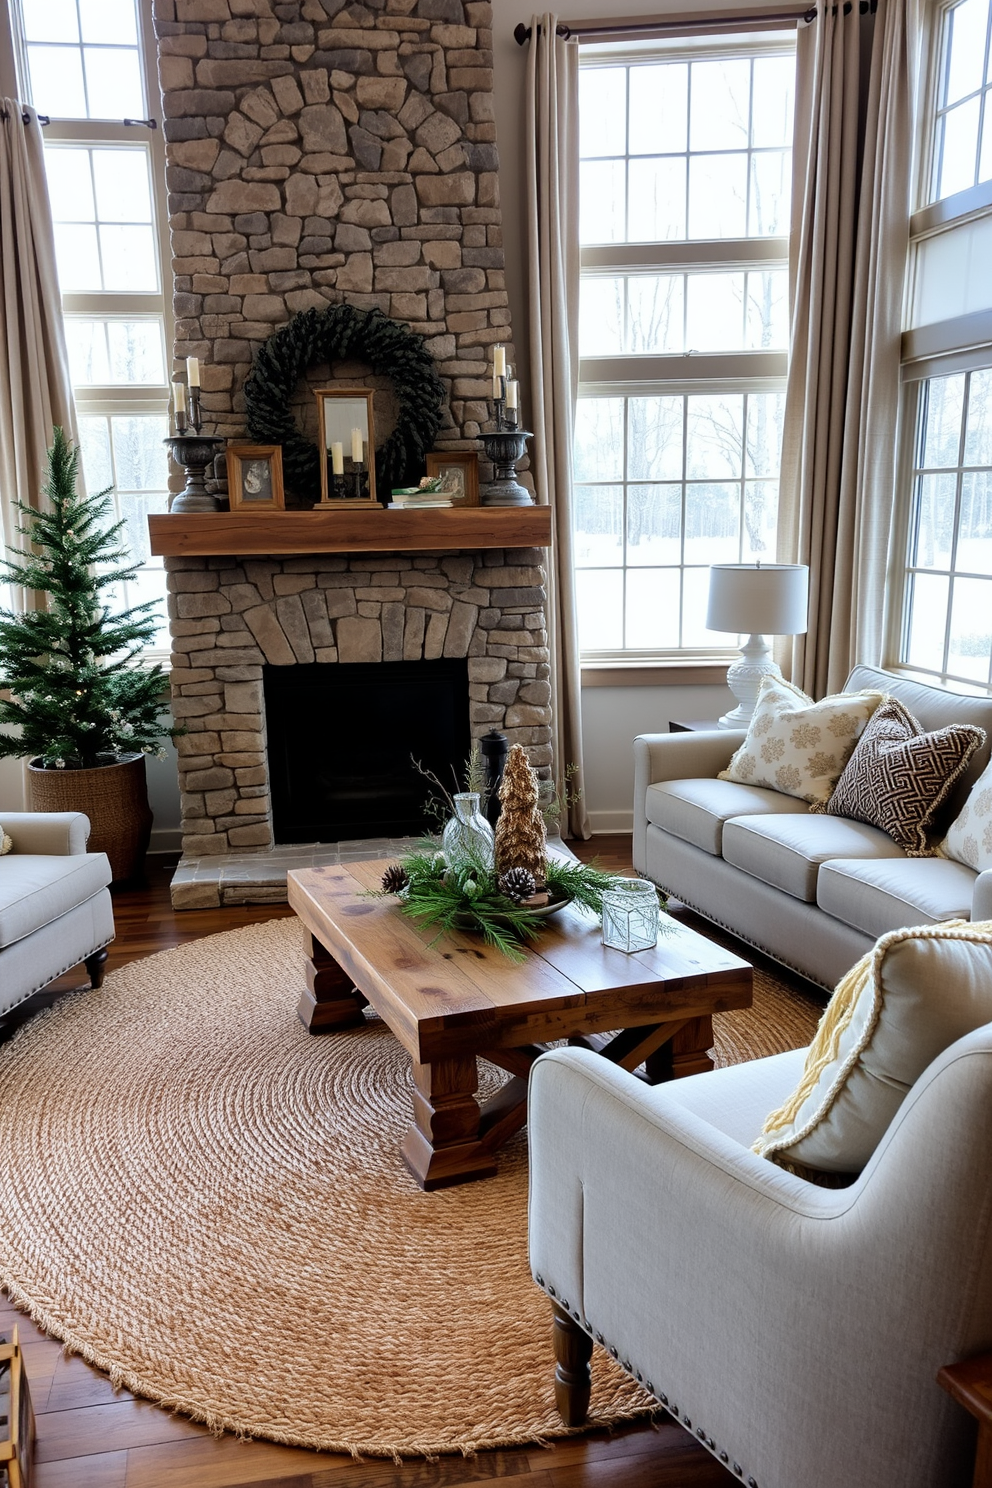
[718,675,884,807]
[941,755,992,872]
[827,697,985,856]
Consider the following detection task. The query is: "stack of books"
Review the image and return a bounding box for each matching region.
[388,486,453,510]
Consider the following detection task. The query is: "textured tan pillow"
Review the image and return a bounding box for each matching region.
[755,921,992,1176]
[827,697,985,856]
[0,832,11,855]
[941,756,992,872]
[718,676,883,806]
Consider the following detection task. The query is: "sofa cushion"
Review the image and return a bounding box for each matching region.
[754,921,992,1174]
[722,813,904,902]
[645,778,810,856]
[826,697,985,855]
[941,754,992,872]
[0,854,112,949]
[817,857,977,940]
[718,675,883,805]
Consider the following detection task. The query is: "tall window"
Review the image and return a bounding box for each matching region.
[574,37,795,659]
[2,0,173,652]
[898,0,992,689]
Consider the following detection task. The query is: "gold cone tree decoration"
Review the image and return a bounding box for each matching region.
[494,744,547,887]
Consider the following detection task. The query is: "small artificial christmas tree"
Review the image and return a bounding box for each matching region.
[494,743,547,892]
[0,427,180,770]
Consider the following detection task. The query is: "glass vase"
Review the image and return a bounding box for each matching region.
[442,792,495,874]
[601,878,660,953]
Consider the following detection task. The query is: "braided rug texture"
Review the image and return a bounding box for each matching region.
[0,917,820,1458]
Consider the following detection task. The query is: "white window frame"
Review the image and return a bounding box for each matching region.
[576,33,795,668]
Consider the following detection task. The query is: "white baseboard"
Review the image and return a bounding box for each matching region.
[587,810,633,835]
[149,827,183,854]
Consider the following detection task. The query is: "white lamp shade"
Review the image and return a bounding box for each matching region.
[706,564,809,636]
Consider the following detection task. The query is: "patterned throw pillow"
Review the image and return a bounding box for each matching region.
[0,832,10,855]
[941,756,992,872]
[718,676,884,806]
[827,697,985,856]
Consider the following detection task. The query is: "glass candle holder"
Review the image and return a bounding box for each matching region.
[601,878,660,953]
[441,792,495,873]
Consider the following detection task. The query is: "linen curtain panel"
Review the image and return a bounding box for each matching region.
[0,100,75,613]
[779,0,914,697]
[524,14,590,839]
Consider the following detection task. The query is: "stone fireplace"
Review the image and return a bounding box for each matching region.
[165,541,551,906]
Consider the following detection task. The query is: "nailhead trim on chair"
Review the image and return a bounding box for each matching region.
[531,1274,760,1487]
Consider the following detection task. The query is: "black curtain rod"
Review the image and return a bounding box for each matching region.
[513,4,875,44]
[0,107,50,125]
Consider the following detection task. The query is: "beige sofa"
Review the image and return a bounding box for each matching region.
[633,666,992,989]
[0,812,114,1018]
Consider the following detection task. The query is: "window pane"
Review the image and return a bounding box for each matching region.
[579,278,624,356]
[980,111,992,186]
[938,98,980,197]
[92,149,152,222]
[685,273,745,351]
[26,46,87,117]
[122,552,170,650]
[682,565,727,646]
[77,417,114,491]
[79,0,139,46]
[743,480,779,561]
[627,275,684,353]
[910,474,958,569]
[627,484,681,564]
[745,392,786,477]
[44,147,95,220]
[922,376,966,467]
[688,154,748,238]
[574,399,624,481]
[751,56,794,146]
[106,320,166,383]
[579,68,627,157]
[99,225,158,291]
[745,270,789,349]
[685,482,740,562]
[573,486,623,567]
[965,369,992,464]
[579,160,625,243]
[626,569,680,648]
[119,492,168,569]
[689,59,751,151]
[21,0,79,42]
[53,224,102,291]
[959,472,992,573]
[111,416,169,490]
[686,396,744,479]
[749,151,791,235]
[628,397,683,481]
[84,49,145,119]
[628,63,688,153]
[627,157,687,241]
[948,576,992,680]
[576,570,624,649]
[905,572,950,672]
[65,320,110,384]
[944,0,989,106]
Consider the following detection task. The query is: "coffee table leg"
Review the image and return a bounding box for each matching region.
[297,933,368,1034]
[644,1014,715,1082]
[401,1055,498,1191]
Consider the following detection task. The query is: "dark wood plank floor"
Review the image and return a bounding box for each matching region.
[16,837,735,1488]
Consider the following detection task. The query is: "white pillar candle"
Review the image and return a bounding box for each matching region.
[331,441,344,475]
[493,344,506,378]
[351,426,363,464]
[492,370,501,399]
[506,379,519,410]
[172,380,186,413]
[186,356,200,388]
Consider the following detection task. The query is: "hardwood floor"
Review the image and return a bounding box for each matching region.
[16,837,735,1488]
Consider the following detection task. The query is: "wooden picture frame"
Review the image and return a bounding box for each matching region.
[425,451,480,507]
[226,445,285,511]
[315,387,377,506]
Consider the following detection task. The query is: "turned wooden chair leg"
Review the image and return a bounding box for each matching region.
[84,948,108,989]
[551,1301,593,1426]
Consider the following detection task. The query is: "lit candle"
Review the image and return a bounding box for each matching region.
[493,344,506,378]
[172,380,186,414]
[351,426,363,464]
[331,441,344,475]
[506,379,519,410]
[186,356,200,388]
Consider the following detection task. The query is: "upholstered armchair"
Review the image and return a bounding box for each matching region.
[528,1031,992,1488]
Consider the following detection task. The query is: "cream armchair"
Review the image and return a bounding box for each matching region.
[528,1034,992,1488]
[0,812,114,1018]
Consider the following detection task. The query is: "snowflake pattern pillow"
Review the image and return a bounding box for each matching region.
[942,756,992,872]
[718,675,884,806]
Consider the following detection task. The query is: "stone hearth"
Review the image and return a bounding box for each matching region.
[167,543,550,907]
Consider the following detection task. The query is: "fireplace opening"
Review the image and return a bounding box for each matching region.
[264,659,471,843]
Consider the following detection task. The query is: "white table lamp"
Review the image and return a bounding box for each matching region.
[706,563,809,728]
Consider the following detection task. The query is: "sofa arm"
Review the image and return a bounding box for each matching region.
[0,811,90,855]
[974,871,992,923]
[632,729,745,874]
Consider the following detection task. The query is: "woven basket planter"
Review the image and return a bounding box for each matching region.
[27,753,153,884]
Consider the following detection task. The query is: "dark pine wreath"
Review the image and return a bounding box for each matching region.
[242,304,446,504]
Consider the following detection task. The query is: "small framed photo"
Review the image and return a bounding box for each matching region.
[226,445,285,511]
[425,451,480,507]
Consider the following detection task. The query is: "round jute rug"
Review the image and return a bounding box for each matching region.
[0,918,821,1458]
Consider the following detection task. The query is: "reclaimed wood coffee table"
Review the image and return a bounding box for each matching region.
[287,860,752,1190]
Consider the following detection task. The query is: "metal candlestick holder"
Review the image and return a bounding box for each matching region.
[164,433,226,513]
[480,425,534,506]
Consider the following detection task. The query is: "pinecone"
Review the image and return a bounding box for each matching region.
[381,863,409,895]
[499,866,537,903]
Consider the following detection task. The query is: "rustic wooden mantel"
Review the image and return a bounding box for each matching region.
[148,506,553,557]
